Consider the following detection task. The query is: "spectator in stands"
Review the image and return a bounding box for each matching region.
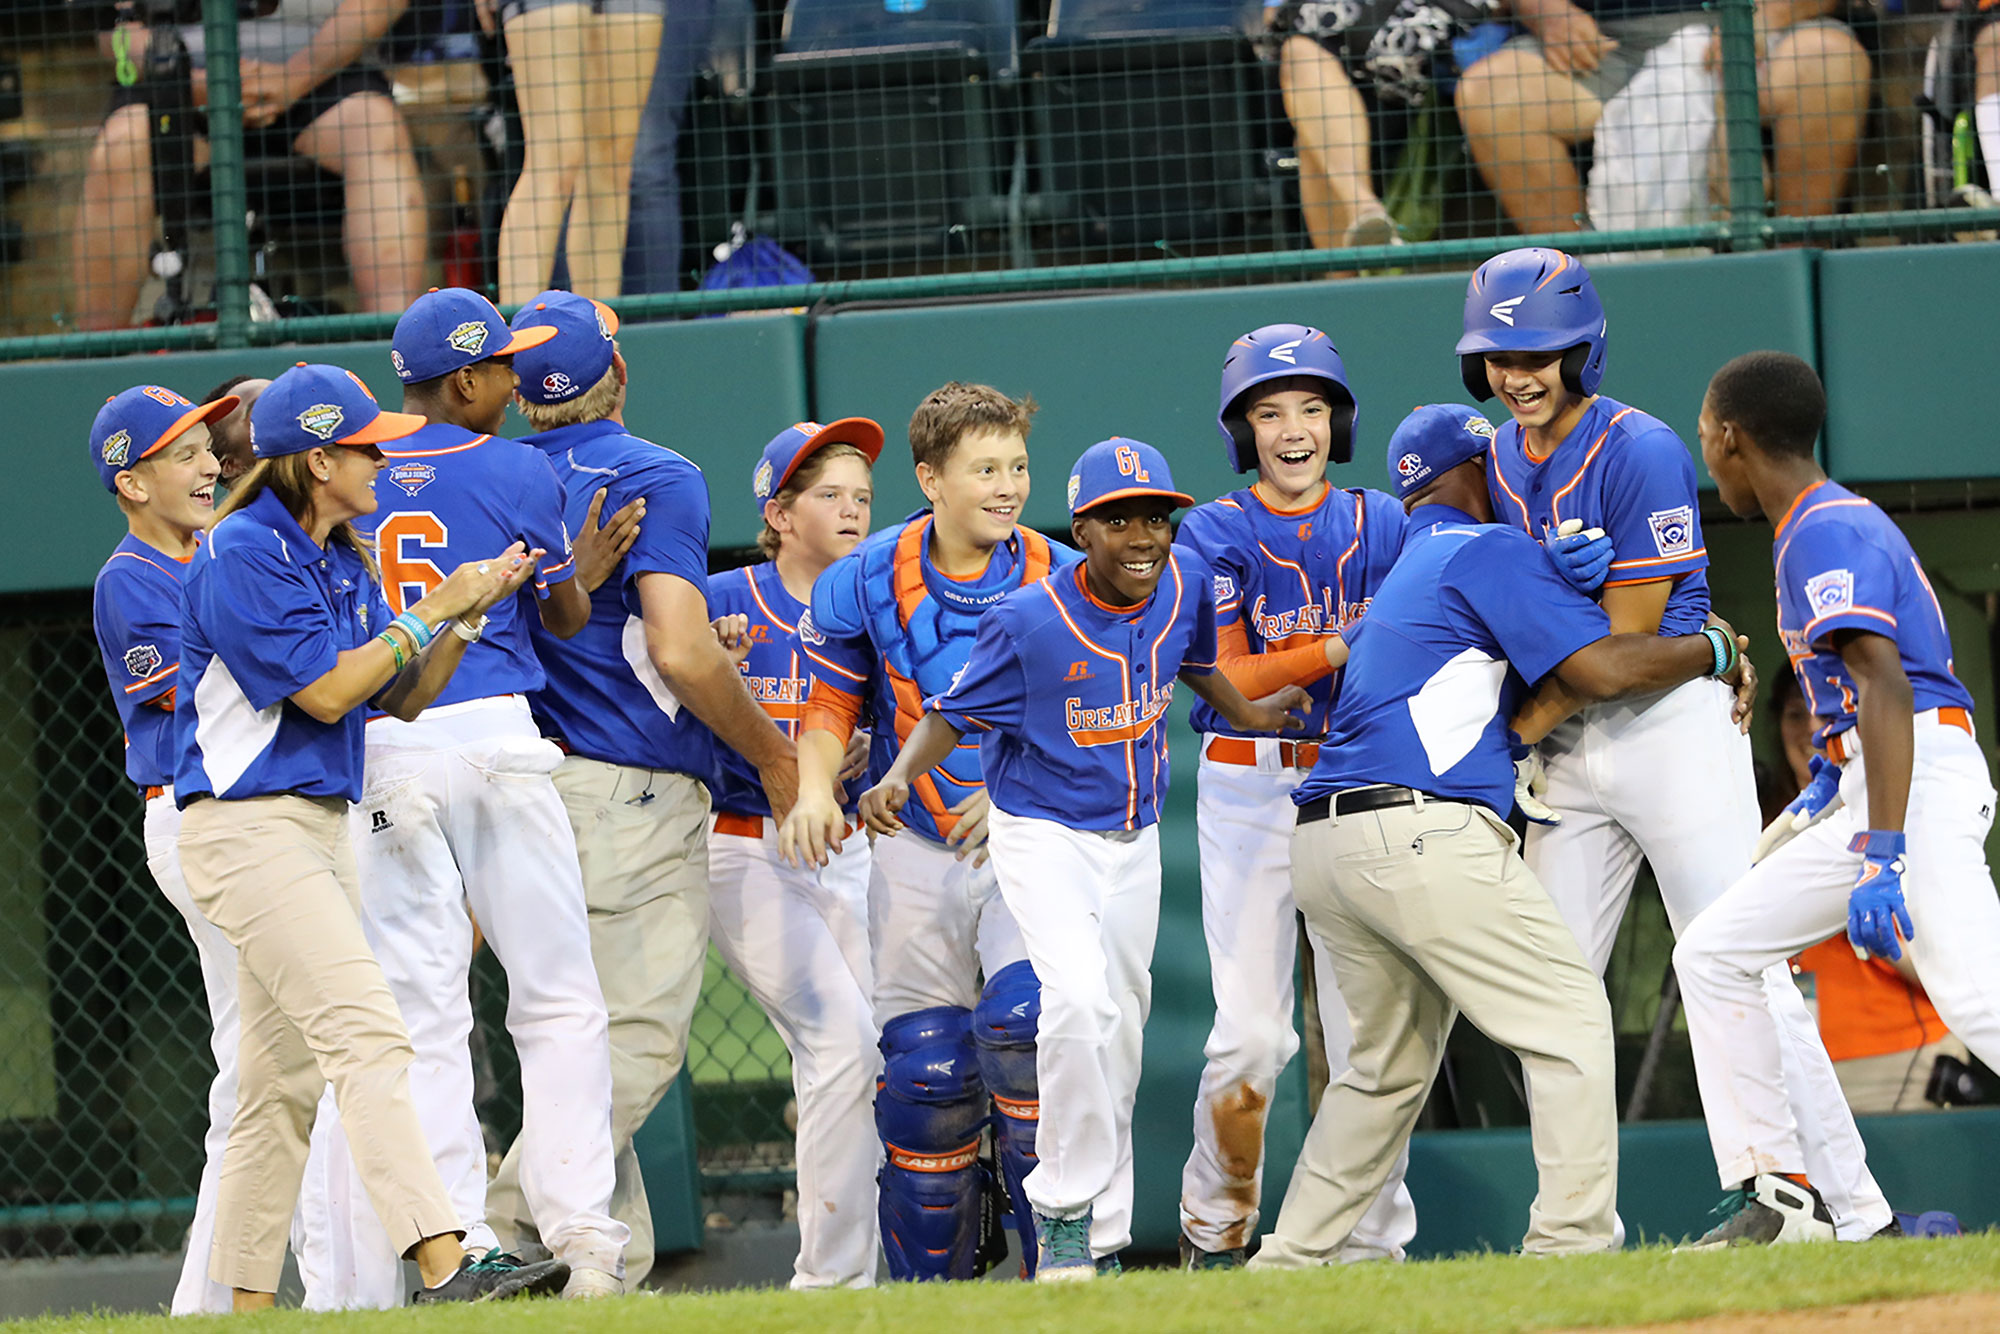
[622,0,716,294]
[1269,0,1403,251]
[486,0,661,302]
[1976,5,1999,202]
[71,0,428,331]
[1758,671,1970,1116]
[1453,0,1870,233]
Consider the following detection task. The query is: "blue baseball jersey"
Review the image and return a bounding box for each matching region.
[354,422,576,710]
[1295,505,1612,817]
[175,489,394,804]
[523,419,715,777]
[799,514,1079,844]
[931,551,1219,832]
[93,533,197,789]
[1774,479,1973,748]
[1174,485,1408,739]
[705,561,819,818]
[1486,395,1711,635]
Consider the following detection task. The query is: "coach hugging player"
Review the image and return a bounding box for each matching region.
[86,251,1999,1299]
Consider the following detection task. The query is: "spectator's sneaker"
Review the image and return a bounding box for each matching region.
[1179,1232,1246,1271]
[1033,1209,1095,1282]
[412,1248,570,1303]
[1680,1174,1835,1250]
[1342,211,1405,252]
[561,1266,623,1299]
[1094,1252,1123,1276]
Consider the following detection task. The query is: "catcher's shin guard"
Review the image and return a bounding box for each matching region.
[876,1006,988,1281]
[974,961,1042,1278]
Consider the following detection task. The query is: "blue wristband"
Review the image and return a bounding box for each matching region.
[390,610,436,652]
[1702,626,1735,678]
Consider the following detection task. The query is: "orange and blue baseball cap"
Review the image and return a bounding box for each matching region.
[1067,438,1194,516]
[1386,404,1496,502]
[92,385,240,492]
[510,290,620,405]
[752,418,885,517]
[391,287,555,385]
[250,363,427,459]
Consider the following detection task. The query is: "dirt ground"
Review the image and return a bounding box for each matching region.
[1581,1291,2000,1333]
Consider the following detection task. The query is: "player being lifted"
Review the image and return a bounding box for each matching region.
[704,420,885,1288]
[859,439,1307,1280]
[1173,325,1415,1269]
[780,383,1078,1280]
[1676,352,2000,1245]
[1457,248,1893,1241]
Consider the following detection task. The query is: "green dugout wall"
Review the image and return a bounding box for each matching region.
[20,244,2000,1259]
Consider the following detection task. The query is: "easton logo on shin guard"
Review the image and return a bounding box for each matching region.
[992,1093,1039,1125]
[888,1142,980,1173]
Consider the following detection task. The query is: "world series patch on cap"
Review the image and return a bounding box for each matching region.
[511,290,621,405]
[1067,437,1195,516]
[1386,404,1495,502]
[751,418,885,518]
[390,287,557,383]
[250,363,427,459]
[90,384,240,493]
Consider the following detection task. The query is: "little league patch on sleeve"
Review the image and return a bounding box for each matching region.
[1213,574,1236,603]
[1804,568,1855,617]
[123,643,163,678]
[1648,505,1695,559]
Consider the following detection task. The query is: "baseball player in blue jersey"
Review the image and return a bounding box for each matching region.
[704,419,884,1288]
[861,438,1306,1281]
[89,384,241,1314]
[1251,406,1752,1267]
[1173,324,1417,1269]
[779,382,1076,1281]
[298,288,643,1304]
[1456,247,1893,1242]
[1675,352,2000,1246]
[480,291,799,1288]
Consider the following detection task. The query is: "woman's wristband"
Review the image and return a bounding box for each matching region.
[390,610,437,652]
[451,614,487,643]
[376,630,408,672]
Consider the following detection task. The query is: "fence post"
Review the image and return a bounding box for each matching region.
[202,0,251,347]
[1714,0,1766,247]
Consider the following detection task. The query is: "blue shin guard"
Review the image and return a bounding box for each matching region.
[877,1006,989,1280]
[974,961,1043,1278]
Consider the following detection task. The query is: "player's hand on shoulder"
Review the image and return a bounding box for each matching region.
[944,788,991,867]
[574,486,645,594]
[857,775,913,841]
[711,613,752,667]
[778,782,844,868]
[1542,518,1614,594]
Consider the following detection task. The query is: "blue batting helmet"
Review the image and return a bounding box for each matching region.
[1216,324,1357,472]
[1455,248,1607,402]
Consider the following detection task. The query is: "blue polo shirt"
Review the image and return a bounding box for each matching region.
[1295,505,1611,817]
[175,489,393,804]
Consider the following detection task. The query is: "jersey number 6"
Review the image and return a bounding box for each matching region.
[377,512,449,615]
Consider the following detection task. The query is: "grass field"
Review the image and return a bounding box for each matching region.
[9,1235,1999,1334]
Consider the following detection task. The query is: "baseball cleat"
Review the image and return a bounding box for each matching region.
[412,1248,570,1303]
[1179,1231,1247,1271]
[560,1266,624,1299]
[1032,1209,1096,1281]
[1094,1252,1123,1276]
[1680,1173,1835,1250]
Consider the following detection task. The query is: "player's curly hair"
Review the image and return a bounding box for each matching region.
[212,453,381,584]
[517,365,623,433]
[1707,351,1824,460]
[756,443,873,560]
[908,382,1037,473]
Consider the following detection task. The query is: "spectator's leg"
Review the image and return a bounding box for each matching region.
[1455,48,1602,234]
[1760,23,1869,218]
[565,12,662,299]
[1279,36,1390,249]
[292,92,427,315]
[1973,22,1999,184]
[623,0,715,296]
[72,103,161,330]
[499,4,592,302]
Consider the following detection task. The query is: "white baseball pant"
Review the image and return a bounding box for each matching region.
[987,805,1156,1257]
[868,825,1025,1025]
[708,814,880,1288]
[304,697,627,1306]
[1528,676,1893,1239]
[1180,744,1418,1259]
[1676,714,2000,1189]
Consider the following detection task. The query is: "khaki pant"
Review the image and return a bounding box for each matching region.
[1835,1036,1971,1116]
[1251,794,1619,1266]
[178,794,462,1294]
[486,758,711,1288]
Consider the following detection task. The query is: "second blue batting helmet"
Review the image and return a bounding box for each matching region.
[1216,324,1357,472]
[1455,248,1607,402]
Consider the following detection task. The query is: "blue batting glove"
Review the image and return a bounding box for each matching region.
[1847,831,1914,961]
[1543,525,1614,593]
[1786,755,1842,825]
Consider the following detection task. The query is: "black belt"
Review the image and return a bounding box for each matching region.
[1297,785,1462,825]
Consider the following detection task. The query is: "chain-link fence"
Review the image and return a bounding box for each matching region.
[0,0,1996,356]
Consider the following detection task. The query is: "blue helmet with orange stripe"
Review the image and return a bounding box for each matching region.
[1455,248,1607,402]
[1217,323,1357,472]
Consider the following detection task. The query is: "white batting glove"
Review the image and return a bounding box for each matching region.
[1509,735,1562,826]
[1752,756,1845,863]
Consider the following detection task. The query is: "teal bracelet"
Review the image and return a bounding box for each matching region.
[376,630,407,673]
[390,610,436,652]
[1702,626,1736,678]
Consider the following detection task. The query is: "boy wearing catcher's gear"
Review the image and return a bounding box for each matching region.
[1173,324,1415,1268]
[861,439,1306,1281]
[1460,246,1893,1242]
[780,383,1078,1280]
[1679,352,2000,1246]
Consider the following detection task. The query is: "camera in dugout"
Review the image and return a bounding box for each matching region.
[876,961,1042,1280]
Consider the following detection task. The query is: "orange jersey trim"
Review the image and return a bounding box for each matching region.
[380,434,491,459]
